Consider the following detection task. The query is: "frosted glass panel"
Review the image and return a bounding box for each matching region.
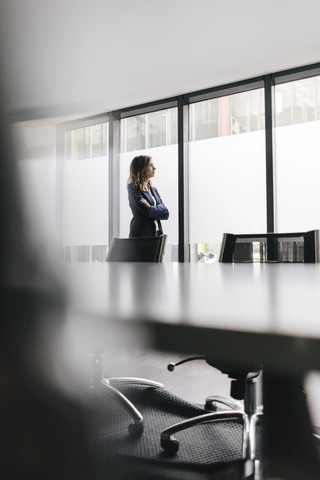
[274,75,320,232]
[275,121,320,232]
[14,122,58,248]
[189,130,266,249]
[18,158,57,242]
[119,145,178,245]
[63,156,108,245]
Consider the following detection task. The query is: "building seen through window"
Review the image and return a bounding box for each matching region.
[275,76,320,127]
[65,123,108,160]
[190,89,265,141]
[121,109,178,153]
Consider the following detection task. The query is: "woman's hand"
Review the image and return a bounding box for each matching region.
[140,198,150,206]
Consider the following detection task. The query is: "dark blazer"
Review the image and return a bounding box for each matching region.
[127,182,169,238]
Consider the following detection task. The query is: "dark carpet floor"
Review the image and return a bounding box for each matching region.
[83,384,320,480]
[83,384,259,479]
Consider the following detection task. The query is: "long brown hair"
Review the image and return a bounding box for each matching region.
[127,155,154,190]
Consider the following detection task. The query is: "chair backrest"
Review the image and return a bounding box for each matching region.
[219,230,320,263]
[106,235,167,263]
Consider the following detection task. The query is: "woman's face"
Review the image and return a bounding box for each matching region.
[143,160,156,180]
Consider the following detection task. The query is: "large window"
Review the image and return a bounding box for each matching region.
[189,89,266,261]
[56,62,320,264]
[274,75,320,232]
[119,108,179,261]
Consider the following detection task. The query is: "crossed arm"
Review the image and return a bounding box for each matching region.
[129,185,169,220]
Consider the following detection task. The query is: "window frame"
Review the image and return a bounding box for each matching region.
[57,62,320,262]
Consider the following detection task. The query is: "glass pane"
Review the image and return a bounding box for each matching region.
[121,116,146,152]
[91,245,108,262]
[147,111,166,148]
[63,155,109,247]
[274,75,320,232]
[229,89,265,133]
[189,89,266,260]
[190,90,264,142]
[72,126,90,160]
[147,109,178,148]
[190,99,220,140]
[62,122,109,256]
[121,108,178,153]
[65,130,72,160]
[119,108,178,261]
[275,77,320,127]
[73,245,90,262]
[92,123,108,157]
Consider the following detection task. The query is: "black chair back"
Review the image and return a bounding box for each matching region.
[106,235,167,263]
[219,230,320,263]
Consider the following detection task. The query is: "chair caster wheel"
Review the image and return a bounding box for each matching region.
[205,400,218,411]
[128,422,144,436]
[161,437,179,455]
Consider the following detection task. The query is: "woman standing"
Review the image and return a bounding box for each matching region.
[127,155,169,237]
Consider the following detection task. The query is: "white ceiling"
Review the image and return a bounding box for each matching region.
[2,0,320,122]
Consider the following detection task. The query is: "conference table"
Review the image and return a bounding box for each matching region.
[66,261,320,479]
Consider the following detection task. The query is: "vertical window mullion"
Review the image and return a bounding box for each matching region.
[109,112,120,244]
[166,109,171,145]
[264,74,275,232]
[145,113,149,149]
[178,96,189,262]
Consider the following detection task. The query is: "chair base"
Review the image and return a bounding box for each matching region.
[101,376,164,436]
[161,409,263,458]
[205,395,241,411]
[161,376,262,459]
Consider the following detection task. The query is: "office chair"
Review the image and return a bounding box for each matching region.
[106,235,167,263]
[219,230,320,263]
[92,235,167,436]
[161,230,319,458]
